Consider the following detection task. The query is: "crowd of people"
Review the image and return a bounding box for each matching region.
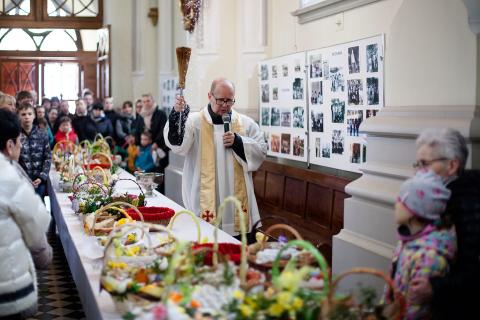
[0,90,169,197]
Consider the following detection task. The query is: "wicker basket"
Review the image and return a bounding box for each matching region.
[101,223,183,313]
[167,209,202,243]
[321,268,406,320]
[85,202,144,236]
[127,206,175,226]
[247,223,308,271]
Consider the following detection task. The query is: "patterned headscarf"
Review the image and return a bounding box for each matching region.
[398,169,451,221]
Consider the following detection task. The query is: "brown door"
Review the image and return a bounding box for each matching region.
[0,60,38,97]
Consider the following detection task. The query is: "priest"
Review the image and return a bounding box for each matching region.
[165,78,267,236]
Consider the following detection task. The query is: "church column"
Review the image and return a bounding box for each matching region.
[157,0,174,100]
[235,0,268,121]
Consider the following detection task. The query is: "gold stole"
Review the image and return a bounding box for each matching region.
[200,111,250,232]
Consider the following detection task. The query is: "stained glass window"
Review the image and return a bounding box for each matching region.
[0,0,31,16]
[0,28,80,51]
[47,0,99,17]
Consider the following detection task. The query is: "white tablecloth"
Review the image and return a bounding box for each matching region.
[48,169,238,320]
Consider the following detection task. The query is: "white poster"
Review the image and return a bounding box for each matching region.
[307,34,384,172]
[258,52,308,162]
[161,77,178,115]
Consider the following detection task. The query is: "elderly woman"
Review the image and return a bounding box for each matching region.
[0,109,52,319]
[0,93,16,112]
[410,128,479,320]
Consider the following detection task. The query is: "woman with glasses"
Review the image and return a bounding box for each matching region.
[165,78,267,237]
[409,128,479,320]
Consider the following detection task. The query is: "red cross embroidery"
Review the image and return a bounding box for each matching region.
[201,210,215,223]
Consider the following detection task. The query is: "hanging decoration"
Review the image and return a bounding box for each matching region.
[179,0,202,33]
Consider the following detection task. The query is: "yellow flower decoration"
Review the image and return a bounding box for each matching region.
[116,218,133,226]
[277,291,293,306]
[126,233,136,243]
[239,304,254,317]
[268,303,284,317]
[126,245,141,256]
[107,261,128,269]
[233,290,245,301]
[293,297,304,310]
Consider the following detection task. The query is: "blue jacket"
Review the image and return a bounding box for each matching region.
[134,144,155,172]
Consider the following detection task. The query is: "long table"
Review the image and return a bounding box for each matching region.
[48,169,239,320]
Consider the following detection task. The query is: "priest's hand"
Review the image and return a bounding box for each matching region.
[223,131,235,148]
[174,96,186,112]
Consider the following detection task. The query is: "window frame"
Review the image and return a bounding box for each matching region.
[0,0,103,29]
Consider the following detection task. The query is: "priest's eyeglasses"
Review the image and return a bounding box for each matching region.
[412,158,448,169]
[212,94,235,106]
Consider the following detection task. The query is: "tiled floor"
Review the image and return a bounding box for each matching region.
[27,233,86,320]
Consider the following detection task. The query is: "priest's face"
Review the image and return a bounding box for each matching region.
[208,82,235,116]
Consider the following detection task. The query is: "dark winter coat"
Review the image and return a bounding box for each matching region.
[430,170,480,319]
[19,126,51,182]
[73,115,98,142]
[92,115,114,139]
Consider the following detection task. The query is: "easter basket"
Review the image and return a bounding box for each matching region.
[100,223,186,314]
[84,202,144,237]
[321,268,406,320]
[248,223,315,272]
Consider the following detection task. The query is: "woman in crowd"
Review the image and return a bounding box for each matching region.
[72,99,97,142]
[116,100,136,148]
[0,109,52,319]
[0,93,16,112]
[47,107,59,133]
[409,128,480,319]
[91,103,114,138]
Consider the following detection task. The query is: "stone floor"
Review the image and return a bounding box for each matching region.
[27,233,86,320]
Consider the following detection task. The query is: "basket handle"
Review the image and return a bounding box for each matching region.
[260,223,303,246]
[90,166,110,185]
[74,180,109,197]
[215,196,247,288]
[110,178,145,198]
[90,152,113,167]
[329,267,406,320]
[72,173,90,193]
[251,215,288,233]
[53,139,77,154]
[167,210,201,243]
[91,201,144,236]
[271,239,330,300]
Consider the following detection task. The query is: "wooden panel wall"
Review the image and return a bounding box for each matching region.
[253,160,353,264]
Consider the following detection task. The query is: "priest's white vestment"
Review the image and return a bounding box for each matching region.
[164,107,267,235]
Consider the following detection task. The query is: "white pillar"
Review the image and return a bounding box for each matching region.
[235,0,268,121]
[157,0,174,99]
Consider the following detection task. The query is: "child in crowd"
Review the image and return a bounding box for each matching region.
[37,117,54,146]
[134,130,155,173]
[54,116,78,145]
[17,103,51,198]
[385,169,456,319]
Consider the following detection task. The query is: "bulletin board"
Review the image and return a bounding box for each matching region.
[161,77,178,115]
[258,52,308,162]
[258,34,384,173]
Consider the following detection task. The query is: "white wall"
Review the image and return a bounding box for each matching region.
[103,0,133,108]
[269,0,478,107]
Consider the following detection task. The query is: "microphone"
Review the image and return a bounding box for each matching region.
[222,113,231,133]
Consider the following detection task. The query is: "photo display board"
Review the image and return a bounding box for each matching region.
[307,35,384,172]
[258,34,384,173]
[258,52,308,162]
[161,77,178,115]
